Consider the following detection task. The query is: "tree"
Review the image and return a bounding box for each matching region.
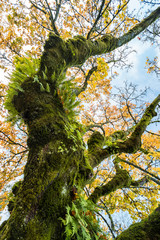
[0,0,160,239]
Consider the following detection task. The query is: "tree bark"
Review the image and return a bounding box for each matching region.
[0,78,92,239]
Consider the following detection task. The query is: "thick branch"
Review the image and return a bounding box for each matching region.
[40,7,160,79]
[88,167,132,203]
[117,6,160,47]
[115,205,160,240]
[87,95,160,168]
[66,6,160,65]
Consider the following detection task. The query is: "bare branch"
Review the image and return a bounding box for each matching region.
[76,66,97,96]
[118,156,160,184]
[30,12,53,32]
[29,0,47,14]
[99,199,115,231]
[93,0,129,39]
[87,0,105,39]
[54,0,62,22]
[97,211,116,239]
[44,0,60,36]
[146,130,160,137]
[0,130,27,149]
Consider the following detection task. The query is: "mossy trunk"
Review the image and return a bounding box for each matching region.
[0,76,91,240]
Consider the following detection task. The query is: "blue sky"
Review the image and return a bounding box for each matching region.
[112,38,160,101]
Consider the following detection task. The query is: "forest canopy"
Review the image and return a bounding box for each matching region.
[0,0,160,239]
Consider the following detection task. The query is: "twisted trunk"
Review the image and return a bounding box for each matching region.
[0,77,91,240]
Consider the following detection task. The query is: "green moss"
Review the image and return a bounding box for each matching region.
[116,205,160,240]
[89,167,132,203]
[12,181,22,195]
[1,113,93,240]
[1,32,119,239]
[7,181,22,213]
[40,33,67,81]
[87,131,105,153]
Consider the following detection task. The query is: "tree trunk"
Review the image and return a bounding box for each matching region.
[0,76,92,240]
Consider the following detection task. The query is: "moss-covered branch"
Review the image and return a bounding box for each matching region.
[88,166,132,203]
[39,6,160,80]
[115,205,160,240]
[88,158,150,203]
[87,94,160,168]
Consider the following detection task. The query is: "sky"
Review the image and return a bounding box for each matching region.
[112,38,160,100]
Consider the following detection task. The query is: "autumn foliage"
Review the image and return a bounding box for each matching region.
[0,0,160,239]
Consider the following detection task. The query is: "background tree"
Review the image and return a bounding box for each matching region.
[0,0,160,239]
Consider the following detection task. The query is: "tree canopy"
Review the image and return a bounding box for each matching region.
[0,0,160,239]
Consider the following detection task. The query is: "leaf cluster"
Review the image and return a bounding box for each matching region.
[4,54,40,124]
[61,195,105,240]
[58,79,80,119]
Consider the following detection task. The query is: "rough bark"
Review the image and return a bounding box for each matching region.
[0,78,92,239]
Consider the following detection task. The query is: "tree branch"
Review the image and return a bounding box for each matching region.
[44,0,60,36]
[99,199,115,231]
[41,7,160,78]
[130,176,150,187]
[118,156,160,184]
[88,151,159,204]
[87,0,106,40]
[76,66,97,96]
[88,164,132,203]
[93,0,129,39]
[97,211,116,239]
[115,205,160,239]
[87,94,160,168]
[117,6,160,47]
[29,0,47,14]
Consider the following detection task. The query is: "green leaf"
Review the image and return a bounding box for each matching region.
[33,75,39,83]
[46,83,50,93]
[42,71,48,80]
